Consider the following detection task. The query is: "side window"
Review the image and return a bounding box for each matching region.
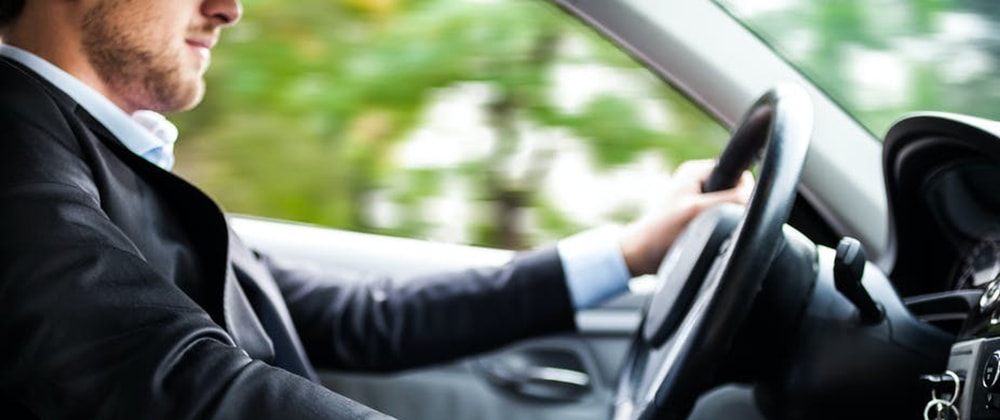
[173,0,727,250]
[715,0,1000,138]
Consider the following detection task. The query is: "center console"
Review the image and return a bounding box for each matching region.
[945,279,1000,419]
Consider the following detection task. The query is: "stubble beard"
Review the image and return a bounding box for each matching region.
[81,1,205,113]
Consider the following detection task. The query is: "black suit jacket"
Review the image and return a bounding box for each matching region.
[0,57,576,419]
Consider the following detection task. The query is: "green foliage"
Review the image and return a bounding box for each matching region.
[173,0,725,249]
[718,0,1000,138]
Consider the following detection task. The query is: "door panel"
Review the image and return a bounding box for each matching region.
[315,301,639,419]
[320,334,630,420]
[232,216,641,419]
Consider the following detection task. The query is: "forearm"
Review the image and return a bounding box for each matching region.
[266,248,576,372]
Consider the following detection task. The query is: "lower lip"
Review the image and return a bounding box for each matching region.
[186,43,211,64]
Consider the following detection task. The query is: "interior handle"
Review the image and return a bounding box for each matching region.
[477,349,593,402]
[523,366,591,388]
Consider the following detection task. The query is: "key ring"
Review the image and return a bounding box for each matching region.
[924,398,960,420]
[931,370,961,405]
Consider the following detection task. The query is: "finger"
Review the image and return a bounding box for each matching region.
[673,159,717,183]
[703,169,754,198]
[696,182,753,207]
[735,170,755,194]
[670,161,721,196]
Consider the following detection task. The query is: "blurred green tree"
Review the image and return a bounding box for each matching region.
[720,0,1000,137]
[172,0,726,249]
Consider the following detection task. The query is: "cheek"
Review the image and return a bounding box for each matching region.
[125,7,184,47]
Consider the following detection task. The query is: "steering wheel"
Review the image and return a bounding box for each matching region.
[611,85,813,420]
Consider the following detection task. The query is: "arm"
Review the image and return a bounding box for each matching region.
[262,247,575,372]
[263,161,749,371]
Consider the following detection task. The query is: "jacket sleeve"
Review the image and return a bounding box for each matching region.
[261,246,578,372]
[0,95,392,419]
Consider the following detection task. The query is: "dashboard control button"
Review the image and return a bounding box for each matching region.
[988,392,1000,411]
[981,279,1000,313]
[984,351,1000,390]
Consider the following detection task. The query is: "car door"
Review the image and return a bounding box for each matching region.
[232,216,645,420]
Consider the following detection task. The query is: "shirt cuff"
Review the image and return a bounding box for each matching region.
[556,226,632,310]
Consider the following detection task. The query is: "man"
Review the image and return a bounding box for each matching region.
[0,0,752,418]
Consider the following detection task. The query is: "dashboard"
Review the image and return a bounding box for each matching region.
[881,113,1000,419]
[923,161,1000,291]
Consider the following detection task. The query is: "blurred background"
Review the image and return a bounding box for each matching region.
[172,0,727,250]
[173,0,1000,251]
[717,0,1000,140]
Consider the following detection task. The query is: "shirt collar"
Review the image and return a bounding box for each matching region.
[0,44,178,170]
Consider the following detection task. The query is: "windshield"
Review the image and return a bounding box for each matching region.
[715,0,1000,139]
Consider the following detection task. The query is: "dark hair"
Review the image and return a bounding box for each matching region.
[0,0,26,29]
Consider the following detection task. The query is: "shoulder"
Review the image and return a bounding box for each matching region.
[0,57,80,139]
[0,58,98,197]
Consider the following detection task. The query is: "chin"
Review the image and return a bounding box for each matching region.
[177,91,206,112]
[160,79,206,113]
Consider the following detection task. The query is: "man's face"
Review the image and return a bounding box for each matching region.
[81,0,241,113]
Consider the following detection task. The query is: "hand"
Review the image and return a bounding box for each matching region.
[618,159,754,276]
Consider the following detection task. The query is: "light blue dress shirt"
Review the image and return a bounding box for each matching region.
[557,226,632,308]
[0,45,177,170]
[0,44,632,310]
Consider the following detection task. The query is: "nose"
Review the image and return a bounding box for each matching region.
[202,0,243,27]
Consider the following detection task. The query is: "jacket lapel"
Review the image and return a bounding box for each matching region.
[3,56,314,376]
[229,231,318,379]
[76,110,283,365]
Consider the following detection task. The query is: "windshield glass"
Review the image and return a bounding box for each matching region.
[715,0,1000,138]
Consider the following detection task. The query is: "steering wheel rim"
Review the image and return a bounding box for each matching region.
[612,84,813,420]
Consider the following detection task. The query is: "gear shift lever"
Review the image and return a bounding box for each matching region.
[834,237,884,325]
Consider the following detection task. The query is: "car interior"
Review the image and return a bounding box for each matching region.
[197,0,1000,419]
